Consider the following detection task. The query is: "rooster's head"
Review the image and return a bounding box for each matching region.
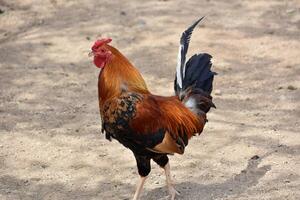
[90,38,112,68]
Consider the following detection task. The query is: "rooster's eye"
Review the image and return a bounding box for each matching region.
[97,47,103,52]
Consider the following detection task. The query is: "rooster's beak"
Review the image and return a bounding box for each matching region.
[88,51,94,57]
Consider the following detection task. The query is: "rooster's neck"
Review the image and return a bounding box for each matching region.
[98,46,149,106]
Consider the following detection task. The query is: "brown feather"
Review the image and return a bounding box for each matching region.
[98,44,149,106]
[131,95,204,140]
[152,131,184,154]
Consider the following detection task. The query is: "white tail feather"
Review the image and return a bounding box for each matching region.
[176,45,183,88]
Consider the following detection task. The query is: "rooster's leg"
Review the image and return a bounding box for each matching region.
[153,155,180,200]
[133,154,151,200]
[164,162,180,200]
[132,176,147,200]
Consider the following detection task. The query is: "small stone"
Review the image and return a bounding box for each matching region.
[42,42,53,46]
[277,86,283,90]
[286,9,296,14]
[38,19,44,25]
[98,153,107,157]
[287,85,297,90]
[137,19,146,27]
[23,180,30,185]
[31,178,41,182]
[214,89,222,96]
[120,11,126,16]
[86,36,90,40]
[250,155,260,160]
[266,30,275,35]
[41,164,48,169]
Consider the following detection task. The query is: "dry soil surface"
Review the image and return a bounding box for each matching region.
[0,0,300,199]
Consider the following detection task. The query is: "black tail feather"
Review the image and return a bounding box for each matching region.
[183,53,215,94]
[175,53,216,114]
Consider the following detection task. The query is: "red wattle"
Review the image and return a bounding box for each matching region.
[94,57,105,68]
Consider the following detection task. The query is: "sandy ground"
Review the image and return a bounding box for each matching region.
[0,0,300,199]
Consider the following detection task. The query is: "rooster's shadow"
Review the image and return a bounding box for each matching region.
[145,156,271,200]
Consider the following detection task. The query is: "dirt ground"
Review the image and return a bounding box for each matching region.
[0,0,299,199]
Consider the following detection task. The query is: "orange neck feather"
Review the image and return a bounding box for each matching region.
[98,44,149,105]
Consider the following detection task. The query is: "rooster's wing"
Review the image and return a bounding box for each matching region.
[102,92,205,154]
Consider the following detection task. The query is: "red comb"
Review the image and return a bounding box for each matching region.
[92,38,112,51]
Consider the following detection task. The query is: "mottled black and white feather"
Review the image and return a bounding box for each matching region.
[176,16,205,89]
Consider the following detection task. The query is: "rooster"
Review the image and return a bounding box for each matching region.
[90,17,215,200]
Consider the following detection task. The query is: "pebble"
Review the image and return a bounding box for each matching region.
[277,86,283,90]
[286,9,296,14]
[137,19,146,27]
[250,155,260,160]
[31,178,41,182]
[23,180,30,186]
[214,89,222,96]
[98,153,107,157]
[287,85,297,90]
